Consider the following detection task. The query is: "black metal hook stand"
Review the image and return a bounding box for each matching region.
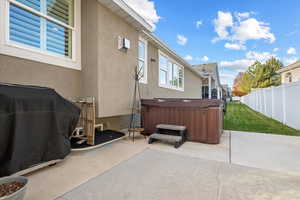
[129,67,144,142]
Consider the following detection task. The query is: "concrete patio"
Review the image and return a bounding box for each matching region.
[24,131,300,200]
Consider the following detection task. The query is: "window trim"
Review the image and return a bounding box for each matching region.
[138,36,148,84]
[158,50,184,91]
[285,72,293,83]
[0,0,81,70]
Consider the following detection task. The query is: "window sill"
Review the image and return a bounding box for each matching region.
[139,80,148,84]
[0,42,81,70]
[159,84,184,92]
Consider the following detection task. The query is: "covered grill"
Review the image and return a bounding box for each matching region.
[0,83,80,176]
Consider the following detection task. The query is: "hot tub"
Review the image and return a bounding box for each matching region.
[141,99,224,144]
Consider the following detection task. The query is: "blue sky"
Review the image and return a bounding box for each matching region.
[125,0,300,87]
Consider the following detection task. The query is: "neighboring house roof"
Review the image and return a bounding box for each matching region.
[193,63,222,87]
[97,0,153,32]
[277,60,300,74]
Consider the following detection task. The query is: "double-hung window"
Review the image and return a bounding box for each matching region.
[138,37,147,84]
[0,0,81,69]
[159,54,168,85]
[159,52,184,91]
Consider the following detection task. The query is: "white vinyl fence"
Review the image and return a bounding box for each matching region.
[241,81,300,130]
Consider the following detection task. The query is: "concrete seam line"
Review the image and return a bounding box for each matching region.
[229,130,232,164]
[215,163,223,200]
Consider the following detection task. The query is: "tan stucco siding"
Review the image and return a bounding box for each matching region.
[84,0,203,118]
[81,0,100,109]
[0,54,81,99]
[94,1,138,118]
[281,68,300,83]
[140,42,202,99]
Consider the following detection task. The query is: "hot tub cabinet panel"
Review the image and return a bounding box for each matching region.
[141,99,224,144]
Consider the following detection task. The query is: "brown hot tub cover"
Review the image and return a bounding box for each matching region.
[141,98,224,144]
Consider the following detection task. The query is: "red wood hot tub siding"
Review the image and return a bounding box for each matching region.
[141,99,224,144]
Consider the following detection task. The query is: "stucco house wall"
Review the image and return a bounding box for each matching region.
[281,68,300,84]
[96,0,139,118]
[140,42,202,99]
[0,55,82,99]
[81,0,202,114]
[80,0,203,129]
[0,0,203,130]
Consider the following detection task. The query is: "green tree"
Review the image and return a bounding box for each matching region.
[239,71,253,94]
[238,57,283,95]
[251,57,282,88]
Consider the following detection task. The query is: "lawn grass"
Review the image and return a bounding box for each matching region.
[224,101,300,136]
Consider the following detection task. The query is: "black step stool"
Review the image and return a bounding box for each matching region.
[148,124,186,148]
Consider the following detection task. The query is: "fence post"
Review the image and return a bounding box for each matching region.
[263,89,267,115]
[271,86,274,119]
[259,89,263,113]
[255,90,258,111]
[282,84,287,124]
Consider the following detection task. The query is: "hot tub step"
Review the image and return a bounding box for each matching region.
[149,133,182,142]
[156,124,186,131]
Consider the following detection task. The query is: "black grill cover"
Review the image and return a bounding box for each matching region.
[0,84,80,176]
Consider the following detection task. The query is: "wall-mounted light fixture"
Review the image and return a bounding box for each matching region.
[118,36,131,52]
[150,58,156,62]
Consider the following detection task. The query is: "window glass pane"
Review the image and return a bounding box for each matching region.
[159,70,167,85]
[159,55,168,70]
[47,0,74,26]
[46,20,72,57]
[168,61,173,86]
[172,64,179,87]
[138,60,145,79]
[15,0,41,11]
[9,4,41,48]
[138,41,145,60]
[179,67,183,88]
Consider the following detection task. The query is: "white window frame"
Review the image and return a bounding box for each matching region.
[138,36,148,84]
[0,0,81,70]
[158,50,184,91]
[159,54,168,86]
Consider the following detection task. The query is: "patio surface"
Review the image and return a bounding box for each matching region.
[231,131,300,176]
[24,131,300,200]
[56,149,300,200]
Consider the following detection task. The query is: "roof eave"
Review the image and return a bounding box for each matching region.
[141,31,205,79]
[97,0,153,32]
[277,61,300,74]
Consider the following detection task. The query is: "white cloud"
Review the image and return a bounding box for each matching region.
[201,56,209,62]
[232,18,275,43]
[246,51,276,62]
[177,34,188,46]
[220,59,255,70]
[124,0,160,30]
[287,47,297,55]
[236,12,251,19]
[196,20,203,28]
[273,48,279,52]
[224,42,246,50]
[212,11,233,43]
[220,51,278,74]
[283,57,299,66]
[212,11,275,45]
[184,55,193,61]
